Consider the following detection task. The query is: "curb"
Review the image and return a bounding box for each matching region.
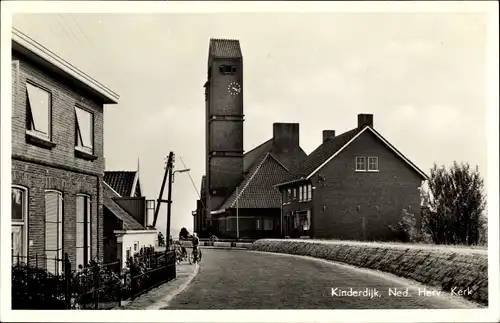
[149,263,200,310]
[200,246,249,250]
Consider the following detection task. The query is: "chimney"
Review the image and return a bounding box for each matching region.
[357,114,374,129]
[273,123,299,154]
[322,130,336,143]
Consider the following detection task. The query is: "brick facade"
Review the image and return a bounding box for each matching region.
[11,48,110,264]
[282,130,423,241]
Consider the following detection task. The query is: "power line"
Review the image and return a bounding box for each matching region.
[69,14,96,51]
[179,156,205,209]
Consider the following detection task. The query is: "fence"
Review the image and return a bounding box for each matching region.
[11,250,176,310]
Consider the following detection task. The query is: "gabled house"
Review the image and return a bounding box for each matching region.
[275,114,428,241]
[103,170,158,265]
[10,28,119,273]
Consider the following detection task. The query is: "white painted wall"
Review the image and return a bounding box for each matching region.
[120,230,158,267]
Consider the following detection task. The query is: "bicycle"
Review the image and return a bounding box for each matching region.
[189,246,202,264]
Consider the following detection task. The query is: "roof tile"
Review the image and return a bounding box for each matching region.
[209,39,242,58]
[104,171,136,197]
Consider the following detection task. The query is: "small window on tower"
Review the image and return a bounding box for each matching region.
[219,65,237,75]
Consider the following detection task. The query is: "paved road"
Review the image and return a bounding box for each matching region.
[166,249,481,309]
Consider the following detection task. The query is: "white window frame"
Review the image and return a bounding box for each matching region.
[256,219,262,230]
[307,184,312,201]
[146,200,155,227]
[134,241,139,252]
[26,82,52,141]
[368,157,379,172]
[355,156,367,172]
[75,106,94,155]
[287,188,292,204]
[76,194,91,269]
[44,190,63,275]
[299,186,303,202]
[12,186,29,260]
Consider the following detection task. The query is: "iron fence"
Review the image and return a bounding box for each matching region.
[11,250,176,310]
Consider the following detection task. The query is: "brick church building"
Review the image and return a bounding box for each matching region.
[193,39,426,241]
[192,39,307,239]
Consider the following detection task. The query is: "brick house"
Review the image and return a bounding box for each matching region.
[193,39,307,239]
[275,114,428,241]
[103,170,158,265]
[10,29,119,273]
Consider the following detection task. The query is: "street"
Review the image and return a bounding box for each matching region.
[165,249,480,309]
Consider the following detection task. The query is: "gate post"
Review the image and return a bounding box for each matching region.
[64,253,71,309]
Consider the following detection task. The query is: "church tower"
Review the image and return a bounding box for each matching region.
[204,39,244,226]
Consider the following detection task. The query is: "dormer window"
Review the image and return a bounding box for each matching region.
[219,65,236,75]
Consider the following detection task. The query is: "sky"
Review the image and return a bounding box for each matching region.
[11,11,490,234]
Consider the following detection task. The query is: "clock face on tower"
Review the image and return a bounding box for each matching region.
[227,81,242,96]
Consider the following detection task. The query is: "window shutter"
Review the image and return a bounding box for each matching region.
[45,192,61,274]
[76,196,84,267]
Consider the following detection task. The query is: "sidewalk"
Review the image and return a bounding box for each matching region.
[115,262,199,310]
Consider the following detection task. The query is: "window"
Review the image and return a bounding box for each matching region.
[146,200,155,227]
[134,242,139,252]
[355,156,366,171]
[292,188,296,201]
[126,248,131,261]
[26,82,51,140]
[263,219,273,231]
[299,186,303,202]
[75,106,94,154]
[76,195,91,269]
[12,186,28,260]
[287,188,292,204]
[307,185,312,201]
[256,219,262,230]
[45,191,63,274]
[219,65,236,75]
[368,157,379,171]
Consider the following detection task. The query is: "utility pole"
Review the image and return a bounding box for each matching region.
[152,152,174,250]
[166,153,175,251]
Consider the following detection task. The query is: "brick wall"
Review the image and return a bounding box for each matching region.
[311,130,423,241]
[12,160,103,264]
[11,51,106,264]
[205,57,244,213]
[12,52,104,175]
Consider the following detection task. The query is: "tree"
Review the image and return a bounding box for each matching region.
[179,227,190,240]
[421,162,486,245]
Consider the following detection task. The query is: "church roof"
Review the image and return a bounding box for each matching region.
[209,38,242,58]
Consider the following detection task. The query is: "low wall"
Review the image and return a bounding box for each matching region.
[249,239,488,305]
[200,241,252,248]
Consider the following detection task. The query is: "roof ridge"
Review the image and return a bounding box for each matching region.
[229,152,271,208]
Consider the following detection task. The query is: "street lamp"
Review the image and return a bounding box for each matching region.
[172,168,190,183]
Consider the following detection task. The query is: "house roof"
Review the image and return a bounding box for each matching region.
[104,171,137,197]
[219,153,288,210]
[209,39,242,58]
[277,125,428,186]
[12,28,119,104]
[103,182,145,231]
[209,136,308,211]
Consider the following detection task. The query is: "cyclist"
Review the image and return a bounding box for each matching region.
[192,232,200,262]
